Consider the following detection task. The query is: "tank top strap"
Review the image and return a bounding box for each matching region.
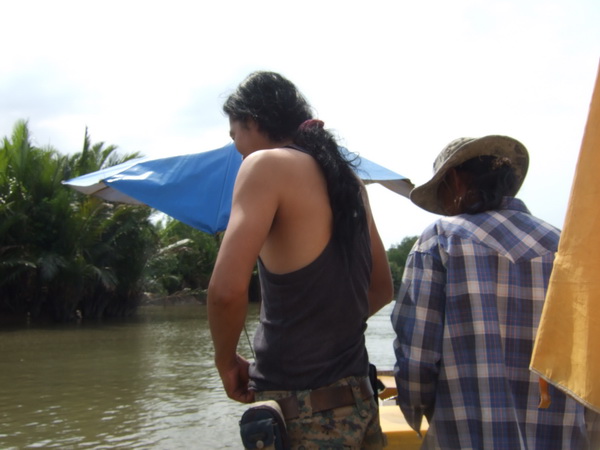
[283,144,310,155]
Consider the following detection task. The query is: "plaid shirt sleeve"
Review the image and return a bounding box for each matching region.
[391,234,446,433]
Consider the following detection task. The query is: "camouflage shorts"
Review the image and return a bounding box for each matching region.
[254,376,386,449]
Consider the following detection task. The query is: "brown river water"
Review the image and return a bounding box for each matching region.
[0,302,397,449]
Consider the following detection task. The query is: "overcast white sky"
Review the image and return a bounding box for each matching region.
[1,0,598,248]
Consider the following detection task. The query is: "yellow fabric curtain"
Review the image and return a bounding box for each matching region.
[530,61,600,413]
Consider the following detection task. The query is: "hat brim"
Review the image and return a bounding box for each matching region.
[409,135,529,215]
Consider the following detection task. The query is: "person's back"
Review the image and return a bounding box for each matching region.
[242,147,332,275]
[402,200,588,448]
[392,136,592,449]
[241,146,372,392]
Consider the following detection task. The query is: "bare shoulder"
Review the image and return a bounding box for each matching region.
[243,147,312,165]
[238,148,316,182]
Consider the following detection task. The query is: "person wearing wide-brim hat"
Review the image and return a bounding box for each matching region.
[391,136,591,449]
[410,135,529,216]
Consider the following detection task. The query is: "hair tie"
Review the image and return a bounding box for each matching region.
[298,119,325,131]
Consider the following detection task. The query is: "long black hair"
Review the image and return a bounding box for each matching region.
[223,71,367,256]
[455,155,518,213]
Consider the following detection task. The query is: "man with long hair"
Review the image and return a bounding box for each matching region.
[208,71,392,448]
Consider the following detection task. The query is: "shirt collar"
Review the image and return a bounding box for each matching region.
[500,196,530,214]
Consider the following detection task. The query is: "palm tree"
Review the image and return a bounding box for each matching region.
[0,120,157,322]
[67,126,142,178]
[0,120,73,318]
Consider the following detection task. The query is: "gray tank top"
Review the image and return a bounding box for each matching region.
[249,228,372,391]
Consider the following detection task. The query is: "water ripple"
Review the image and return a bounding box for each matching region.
[0,303,396,448]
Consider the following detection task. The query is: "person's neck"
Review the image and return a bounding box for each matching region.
[250,139,294,153]
[267,138,294,149]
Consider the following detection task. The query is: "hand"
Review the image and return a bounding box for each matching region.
[217,354,255,404]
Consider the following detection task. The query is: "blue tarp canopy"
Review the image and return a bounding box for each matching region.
[64,143,412,234]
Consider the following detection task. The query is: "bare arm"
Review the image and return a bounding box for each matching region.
[207,152,279,403]
[362,185,394,315]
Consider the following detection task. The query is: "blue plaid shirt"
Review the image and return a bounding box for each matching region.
[392,197,589,449]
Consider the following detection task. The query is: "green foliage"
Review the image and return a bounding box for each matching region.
[145,218,219,297]
[66,127,142,178]
[387,236,418,296]
[0,120,156,322]
[1,118,424,323]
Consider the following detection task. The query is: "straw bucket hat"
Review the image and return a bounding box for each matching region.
[409,135,529,215]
